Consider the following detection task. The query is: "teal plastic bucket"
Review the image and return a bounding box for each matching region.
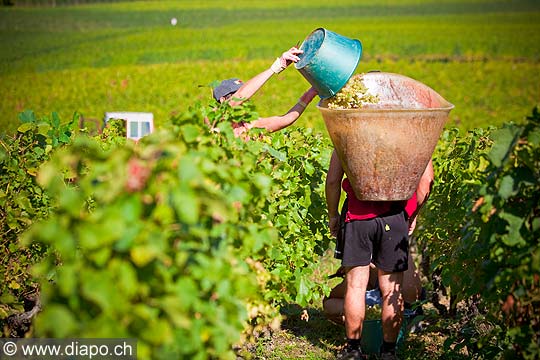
[295,28,362,99]
[361,317,409,354]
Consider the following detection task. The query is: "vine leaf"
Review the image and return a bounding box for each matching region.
[488,126,520,167]
[499,210,525,247]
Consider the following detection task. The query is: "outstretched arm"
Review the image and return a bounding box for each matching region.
[244,87,318,133]
[228,47,302,106]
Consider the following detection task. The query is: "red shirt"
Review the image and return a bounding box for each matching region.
[342,178,417,222]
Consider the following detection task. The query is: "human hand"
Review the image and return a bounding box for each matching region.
[281,47,303,66]
[233,125,246,137]
[270,47,303,74]
[232,121,253,138]
[329,215,340,238]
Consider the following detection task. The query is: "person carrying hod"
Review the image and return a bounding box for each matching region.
[325,148,434,360]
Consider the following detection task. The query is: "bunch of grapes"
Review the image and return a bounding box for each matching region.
[327,74,379,109]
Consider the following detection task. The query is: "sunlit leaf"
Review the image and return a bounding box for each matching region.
[17,122,34,133]
[18,110,35,124]
[498,175,515,199]
[500,211,525,246]
[488,126,520,167]
[181,124,200,143]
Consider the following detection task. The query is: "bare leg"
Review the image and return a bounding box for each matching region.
[344,265,370,339]
[322,298,344,325]
[323,265,381,326]
[402,253,422,304]
[378,269,404,342]
[323,281,346,325]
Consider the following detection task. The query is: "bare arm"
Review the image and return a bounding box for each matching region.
[245,87,318,132]
[228,68,275,107]
[326,149,345,237]
[416,159,434,209]
[408,159,434,235]
[228,47,302,107]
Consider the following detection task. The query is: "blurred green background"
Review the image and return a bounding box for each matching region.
[1,0,539,134]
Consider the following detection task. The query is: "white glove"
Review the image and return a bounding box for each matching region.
[270,57,286,74]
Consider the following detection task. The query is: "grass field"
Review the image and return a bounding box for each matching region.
[1,1,539,358]
[1,0,539,135]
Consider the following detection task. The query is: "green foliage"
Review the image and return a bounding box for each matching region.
[459,107,540,359]
[174,101,333,307]
[98,118,127,149]
[3,98,539,359]
[24,101,331,358]
[420,107,540,359]
[26,128,265,358]
[420,126,492,281]
[0,110,74,324]
[254,123,332,306]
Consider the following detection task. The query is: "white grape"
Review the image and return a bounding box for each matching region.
[327,74,379,109]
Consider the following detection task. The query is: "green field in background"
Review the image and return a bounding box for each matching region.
[1,0,539,134]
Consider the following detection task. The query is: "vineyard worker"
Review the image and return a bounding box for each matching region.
[325,149,434,360]
[212,46,318,135]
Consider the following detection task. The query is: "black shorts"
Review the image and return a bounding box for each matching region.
[341,210,409,272]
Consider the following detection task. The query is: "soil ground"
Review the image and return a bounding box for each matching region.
[238,249,470,359]
[241,302,470,359]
